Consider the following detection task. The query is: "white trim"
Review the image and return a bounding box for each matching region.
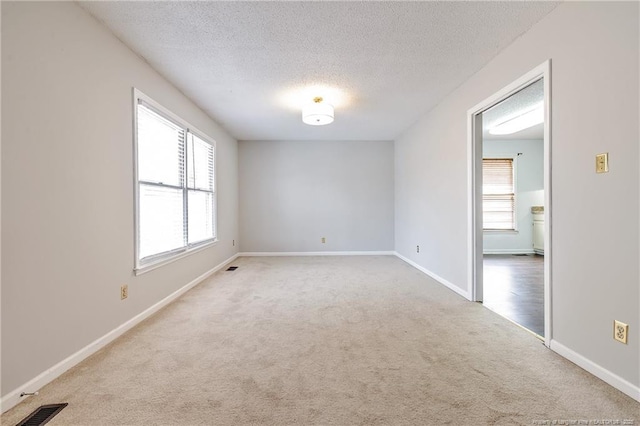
[134,239,218,276]
[394,252,471,300]
[239,251,395,257]
[483,249,535,255]
[132,88,140,273]
[483,230,519,234]
[0,253,239,414]
[392,249,638,402]
[468,112,483,303]
[5,251,636,413]
[542,65,553,346]
[467,60,552,348]
[550,340,640,402]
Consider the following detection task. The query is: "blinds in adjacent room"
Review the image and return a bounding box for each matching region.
[482,158,515,230]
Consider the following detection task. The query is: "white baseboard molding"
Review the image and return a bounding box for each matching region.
[550,340,640,402]
[239,251,395,257]
[483,249,535,255]
[0,252,240,414]
[394,252,471,300]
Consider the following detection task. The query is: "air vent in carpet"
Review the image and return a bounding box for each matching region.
[226,266,238,271]
[512,254,529,256]
[16,403,68,426]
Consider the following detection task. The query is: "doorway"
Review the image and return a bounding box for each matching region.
[467,62,552,346]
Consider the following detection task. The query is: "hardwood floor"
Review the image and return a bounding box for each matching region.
[483,254,544,337]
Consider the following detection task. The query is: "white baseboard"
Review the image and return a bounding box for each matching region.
[239,251,395,257]
[394,253,638,401]
[550,340,640,402]
[0,253,240,414]
[483,249,535,255]
[393,252,471,300]
[6,252,637,413]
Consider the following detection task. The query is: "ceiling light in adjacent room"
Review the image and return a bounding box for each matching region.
[489,102,544,135]
[302,97,334,126]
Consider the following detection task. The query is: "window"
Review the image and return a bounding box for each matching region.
[483,158,515,230]
[134,90,216,272]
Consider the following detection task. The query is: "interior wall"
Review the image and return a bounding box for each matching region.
[1,2,239,396]
[483,139,544,253]
[395,1,639,389]
[239,140,394,253]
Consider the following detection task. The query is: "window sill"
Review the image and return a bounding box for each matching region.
[483,229,519,234]
[134,239,218,276]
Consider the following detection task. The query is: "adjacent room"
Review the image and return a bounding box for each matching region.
[481,79,546,338]
[2,1,639,424]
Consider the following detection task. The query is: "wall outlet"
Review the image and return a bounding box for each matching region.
[121,285,128,300]
[596,153,609,173]
[321,237,326,244]
[614,320,628,344]
[416,245,420,253]
[233,239,235,246]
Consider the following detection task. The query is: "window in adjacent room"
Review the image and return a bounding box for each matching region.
[482,158,515,230]
[134,89,216,273]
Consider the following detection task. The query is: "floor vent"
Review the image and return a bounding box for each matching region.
[16,403,68,426]
[226,266,238,271]
[512,254,529,256]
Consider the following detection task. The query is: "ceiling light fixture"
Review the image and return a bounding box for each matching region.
[302,97,334,126]
[489,102,544,136]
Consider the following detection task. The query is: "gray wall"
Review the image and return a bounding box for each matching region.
[1,2,239,395]
[483,139,544,253]
[395,2,639,387]
[239,140,394,253]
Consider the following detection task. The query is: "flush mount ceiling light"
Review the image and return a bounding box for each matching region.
[302,97,334,126]
[489,102,544,135]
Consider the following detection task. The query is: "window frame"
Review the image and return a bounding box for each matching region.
[482,154,518,233]
[133,88,217,274]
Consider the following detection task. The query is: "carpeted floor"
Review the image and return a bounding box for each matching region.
[3,256,638,425]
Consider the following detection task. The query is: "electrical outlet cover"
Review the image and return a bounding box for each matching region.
[614,320,628,344]
[596,153,609,173]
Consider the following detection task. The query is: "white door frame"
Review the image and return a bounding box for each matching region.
[467,60,552,347]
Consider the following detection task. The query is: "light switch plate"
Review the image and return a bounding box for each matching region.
[596,153,609,173]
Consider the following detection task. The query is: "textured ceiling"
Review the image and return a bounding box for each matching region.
[483,78,545,140]
[80,1,559,141]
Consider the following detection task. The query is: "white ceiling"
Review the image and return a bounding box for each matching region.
[483,78,545,140]
[79,1,559,141]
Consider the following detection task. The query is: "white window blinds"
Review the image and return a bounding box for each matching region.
[135,95,216,270]
[483,158,515,230]
[186,133,215,245]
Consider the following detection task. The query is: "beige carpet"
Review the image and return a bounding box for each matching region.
[3,256,638,425]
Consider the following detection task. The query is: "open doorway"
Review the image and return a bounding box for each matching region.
[468,62,551,345]
[482,80,545,337]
